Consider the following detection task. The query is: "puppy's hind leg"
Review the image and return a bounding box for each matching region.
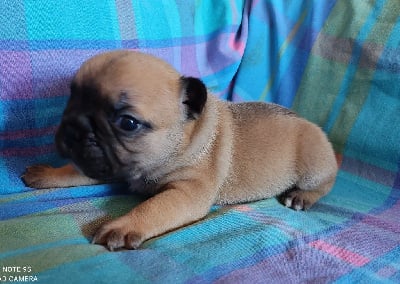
[281,146,338,211]
[280,177,335,210]
[280,123,338,210]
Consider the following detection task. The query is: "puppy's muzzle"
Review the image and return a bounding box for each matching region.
[56,115,93,155]
[55,115,111,179]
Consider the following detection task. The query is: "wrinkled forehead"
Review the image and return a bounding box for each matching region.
[106,83,182,126]
[71,58,183,126]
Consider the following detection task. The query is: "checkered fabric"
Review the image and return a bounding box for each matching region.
[1,1,399,283]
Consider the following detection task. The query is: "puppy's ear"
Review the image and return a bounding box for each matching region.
[181,76,207,120]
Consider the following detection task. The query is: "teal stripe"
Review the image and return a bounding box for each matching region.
[0,160,9,191]
[0,0,26,40]
[161,0,182,69]
[150,209,293,274]
[37,252,150,284]
[25,0,120,40]
[323,0,386,133]
[343,13,400,170]
[386,13,400,47]
[0,238,88,259]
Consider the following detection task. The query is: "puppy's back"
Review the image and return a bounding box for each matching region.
[229,102,297,119]
[216,101,336,205]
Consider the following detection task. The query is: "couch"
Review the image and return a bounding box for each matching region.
[1,0,399,283]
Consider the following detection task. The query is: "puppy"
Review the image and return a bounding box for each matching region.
[22,50,338,251]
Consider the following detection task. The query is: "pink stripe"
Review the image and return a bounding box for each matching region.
[0,126,58,140]
[234,205,252,212]
[227,0,248,56]
[228,33,246,55]
[309,240,370,267]
[0,144,55,157]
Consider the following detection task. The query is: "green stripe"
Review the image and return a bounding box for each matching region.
[329,0,398,153]
[293,0,397,154]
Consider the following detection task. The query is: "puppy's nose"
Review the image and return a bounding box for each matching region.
[62,115,93,148]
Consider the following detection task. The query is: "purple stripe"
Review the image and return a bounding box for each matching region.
[0,26,240,51]
[377,266,398,278]
[216,201,400,282]
[2,30,242,101]
[0,51,33,100]
[0,126,57,140]
[340,156,397,187]
[30,50,92,99]
[188,203,362,283]
[362,215,400,235]
[126,34,241,78]
[365,199,400,232]
[190,190,400,283]
[1,50,99,100]
[328,220,399,258]
[215,245,353,283]
[180,44,201,77]
[0,144,55,157]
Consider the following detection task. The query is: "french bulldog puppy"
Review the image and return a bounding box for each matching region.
[22,50,338,251]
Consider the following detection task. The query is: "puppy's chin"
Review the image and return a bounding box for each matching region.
[76,161,143,184]
[58,139,142,183]
[74,159,112,180]
[66,150,113,180]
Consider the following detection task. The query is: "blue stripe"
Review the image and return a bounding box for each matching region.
[38,252,149,284]
[276,1,337,107]
[0,184,128,219]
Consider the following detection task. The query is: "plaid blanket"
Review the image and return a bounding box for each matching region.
[1,0,399,283]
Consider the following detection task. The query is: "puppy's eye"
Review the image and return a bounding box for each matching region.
[117,115,141,131]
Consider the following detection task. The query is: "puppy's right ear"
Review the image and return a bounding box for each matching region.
[180,77,207,120]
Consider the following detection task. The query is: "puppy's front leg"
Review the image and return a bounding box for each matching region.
[92,180,214,250]
[22,163,101,189]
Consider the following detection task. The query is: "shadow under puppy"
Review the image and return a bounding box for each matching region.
[22,50,338,251]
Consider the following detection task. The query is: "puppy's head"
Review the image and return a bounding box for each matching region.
[56,50,207,181]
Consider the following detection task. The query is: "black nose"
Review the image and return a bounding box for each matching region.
[61,115,93,148]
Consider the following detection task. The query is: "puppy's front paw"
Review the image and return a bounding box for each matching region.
[92,217,144,251]
[21,165,55,189]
